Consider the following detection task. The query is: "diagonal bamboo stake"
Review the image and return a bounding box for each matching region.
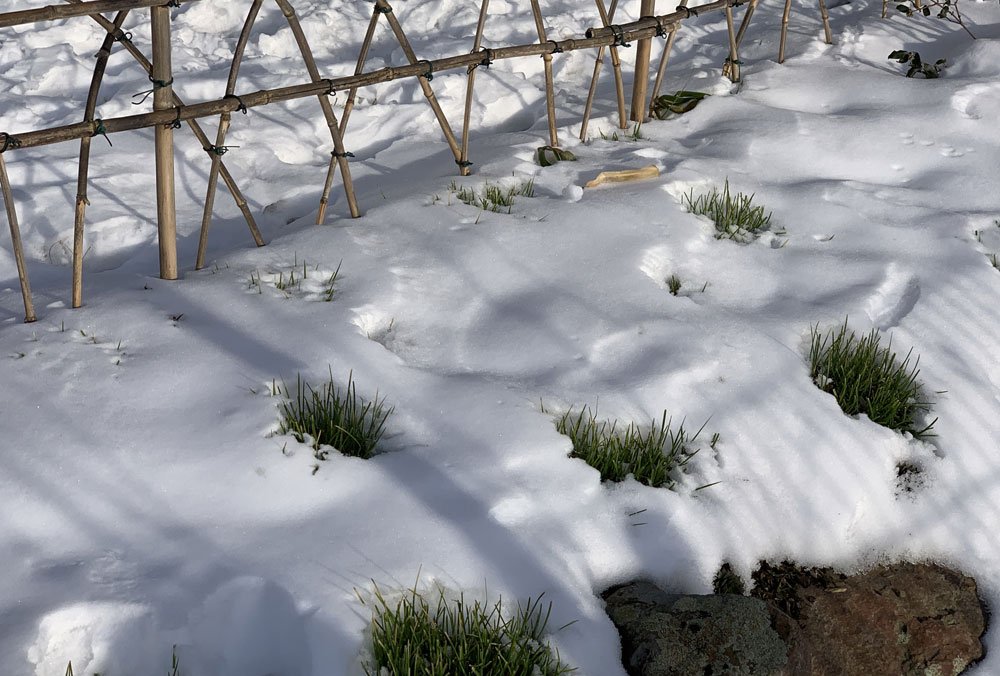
[778,0,792,63]
[722,0,741,81]
[459,0,491,174]
[69,0,263,253]
[195,0,264,270]
[734,0,759,48]
[316,2,382,224]
[580,0,626,140]
[73,9,129,308]
[274,0,360,219]
[376,0,465,168]
[528,0,559,147]
[0,148,36,322]
[648,0,687,117]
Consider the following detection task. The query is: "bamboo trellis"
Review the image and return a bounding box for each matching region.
[0,0,780,323]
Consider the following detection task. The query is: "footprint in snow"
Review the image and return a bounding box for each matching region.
[864,263,920,330]
[951,82,1000,120]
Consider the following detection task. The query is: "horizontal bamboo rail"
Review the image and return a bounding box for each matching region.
[0,0,200,29]
[2,0,743,153]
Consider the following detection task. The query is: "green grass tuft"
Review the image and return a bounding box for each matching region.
[450,179,535,213]
[276,370,393,460]
[362,584,573,676]
[556,407,704,489]
[808,320,935,438]
[666,274,682,296]
[682,179,772,242]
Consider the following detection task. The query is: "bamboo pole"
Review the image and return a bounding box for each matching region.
[460,0,490,174]
[631,0,656,122]
[316,2,381,224]
[723,1,740,82]
[195,0,264,270]
[818,0,833,45]
[581,0,626,140]
[528,0,558,147]
[151,4,177,280]
[274,0,360,219]
[734,0,759,48]
[778,0,792,63]
[0,150,36,322]
[649,0,687,118]
[73,9,129,308]
[0,0,200,30]
[376,0,466,169]
[70,0,262,251]
[7,0,744,153]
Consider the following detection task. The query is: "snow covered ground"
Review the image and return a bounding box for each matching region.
[2,0,1000,673]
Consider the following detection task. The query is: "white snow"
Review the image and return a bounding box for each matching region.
[2,0,1000,673]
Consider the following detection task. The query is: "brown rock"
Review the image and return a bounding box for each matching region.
[752,560,987,676]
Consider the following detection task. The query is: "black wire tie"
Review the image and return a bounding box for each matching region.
[456,159,473,168]
[224,94,248,114]
[92,119,112,147]
[419,60,434,81]
[375,3,392,13]
[332,150,355,159]
[0,132,22,153]
[205,144,238,156]
[547,40,564,54]
[165,108,182,129]
[132,76,173,105]
[611,25,631,48]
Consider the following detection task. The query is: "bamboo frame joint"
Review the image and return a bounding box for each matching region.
[0,133,22,153]
[610,25,632,47]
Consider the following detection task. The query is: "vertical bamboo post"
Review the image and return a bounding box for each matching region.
[196,0,263,270]
[778,0,792,63]
[818,0,833,44]
[317,2,381,224]
[528,0,558,147]
[151,4,177,280]
[73,9,129,307]
[377,0,465,169]
[630,0,656,122]
[274,0,360,220]
[460,0,490,172]
[723,1,741,82]
[648,0,686,117]
[0,151,36,323]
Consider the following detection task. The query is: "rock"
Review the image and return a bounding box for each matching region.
[751,560,987,676]
[603,580,788,676]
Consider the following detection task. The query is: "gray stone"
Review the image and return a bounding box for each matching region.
[603,580,788,676]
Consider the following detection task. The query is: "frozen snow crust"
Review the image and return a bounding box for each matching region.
[2,0,1000,673]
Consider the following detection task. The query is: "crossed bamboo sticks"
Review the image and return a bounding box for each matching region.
[1,0,761,323]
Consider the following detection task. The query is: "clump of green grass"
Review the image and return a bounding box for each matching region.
[276,370,393,460]
[666,274,683,296]
[361,584,573,676]
[598,123,644,142]
[682,179,772,242]
[556,407,704,488]
[449,179,535,213]
[808,320,935,438]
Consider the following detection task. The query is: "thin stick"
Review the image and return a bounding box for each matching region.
[649,0,686,117]
[630,0,656,122]
[151,4,177,280]
[0,0,200,29]
[275,0,360,219]
[818,0,833,45]
[70,0,262,250]
[581,0,625,140]
[377,0,465,166]
[460,0,490,174]
[196,0,264,270]
[0,152,36,322]
[723,1,740,82]
[316,2,381,224]
[734,0,759,47]
[529,0,558,147]
[73,9,129,308]
[778,0,792,63]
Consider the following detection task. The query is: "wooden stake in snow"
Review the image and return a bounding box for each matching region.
[630,0,656,122]
[584,164,660,188]
[581,0,627,141]
[460,0,491,174]
[648,0,687,117]
[779,0,832,63]
[151,3,178,281]
[723,0,741,82]
[0,143,36,323]
[529,0,559,148]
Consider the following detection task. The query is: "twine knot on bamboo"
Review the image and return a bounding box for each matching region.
[113,30,133,43]
[610,25,631,48]
[682,7,700,18]
[725,57,744,65]
[165,108,182,129]
[456,159,473,168]
[224,94,248,114]
[547,40,564,54]
[132,76,174,105]
[418,60,434,81]
[479,48,494,68]
[644,16,669,37]
[204,144,238,156]
[165,0,181,7]
[323,79,337,97]
[331,150,355,159]
[0,132,22,153]
[375,4,392,13]
[91,119,112,147]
